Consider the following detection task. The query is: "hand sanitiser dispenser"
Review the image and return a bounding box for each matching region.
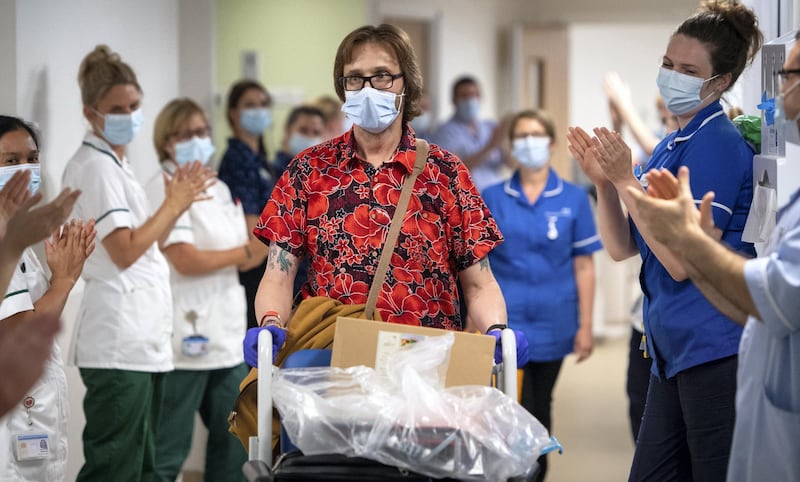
[747,30,800,254]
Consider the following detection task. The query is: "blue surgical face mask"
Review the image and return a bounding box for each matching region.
[410,112,433,134]
[240,108,272,136]
[0,163,41,194]
[656,67,718,116]
[288,133,321,156]
[342,87,403,134]
[775,81,800,145]
[99,109,144,146]
[174,136,215,165]
[455,98,480,123]
[512,135,550,169]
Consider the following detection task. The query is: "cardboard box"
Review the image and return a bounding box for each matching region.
[330,317,495,387]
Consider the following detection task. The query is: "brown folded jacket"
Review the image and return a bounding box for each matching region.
[228,296,382,452]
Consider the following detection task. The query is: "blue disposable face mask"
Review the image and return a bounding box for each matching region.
[288,133,321,156]
[512,135,550,169]
[0,163,41,194]
[410,112,433,133]
[99,109,144,146]
[241,108,272,136]
[456,98,480,123]
[342,87,403,134]
[656,67,718,116]
[775,80,800,145]
[174,136,215,165]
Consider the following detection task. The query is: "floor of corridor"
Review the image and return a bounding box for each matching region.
[546,333,635,482]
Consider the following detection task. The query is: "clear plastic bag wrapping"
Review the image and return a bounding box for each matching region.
[272,332,553,480]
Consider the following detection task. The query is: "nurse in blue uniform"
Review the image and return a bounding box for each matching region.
[567,2,762,480]
[482,109,602,482]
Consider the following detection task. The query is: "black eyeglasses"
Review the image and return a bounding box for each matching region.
[777,68,800,81]
[340,73,403,91]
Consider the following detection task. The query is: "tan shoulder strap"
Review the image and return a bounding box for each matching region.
[364,139,429,320]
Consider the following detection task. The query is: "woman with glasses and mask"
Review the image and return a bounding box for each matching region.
[568,2,762,480]
[148,98,261,481]
[62,45,215,482]
[482,109,601,482]
[243,23,529,375]
[218,80,275,330]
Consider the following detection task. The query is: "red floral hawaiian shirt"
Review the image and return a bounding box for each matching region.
[254,125,503,330]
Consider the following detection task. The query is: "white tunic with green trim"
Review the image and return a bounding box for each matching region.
[0,248,68,481]
[61,133,173,372]
[145,161,248,370]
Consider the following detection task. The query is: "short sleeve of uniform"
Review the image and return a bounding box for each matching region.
[680,125,752,230]
[571,188,602,256]
[253,169,304,256]
[743,223,800,338]
[163,210,195,247]
[447,157,504,270]
[69,155,134,242]
[0,261,34,320]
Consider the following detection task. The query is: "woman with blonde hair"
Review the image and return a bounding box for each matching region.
[149,98,261,481]
[61,45,214,481]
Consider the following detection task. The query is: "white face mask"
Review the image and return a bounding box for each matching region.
[288,133,321,156]
[174,136,215,165]
[0,163,40,194]
[456,98,480,123]
[96,108,144,146]
[656,67,718,116]
[341,87,403,134]
[512,135,550,169]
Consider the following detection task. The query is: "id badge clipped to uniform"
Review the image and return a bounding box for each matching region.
[182,310,209,357]
[13,433,50,461]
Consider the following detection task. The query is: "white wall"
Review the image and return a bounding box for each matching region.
[568,22,678,142]
[377,0,501,122]
[12,1,181,479]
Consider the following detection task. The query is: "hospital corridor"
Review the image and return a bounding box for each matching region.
[2,0,800,481]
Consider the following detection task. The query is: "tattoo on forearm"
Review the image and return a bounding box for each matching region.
[479,257,490,271]
[267,244,294,273]
[277,249,292,272]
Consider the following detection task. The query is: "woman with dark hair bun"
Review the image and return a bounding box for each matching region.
[568,1,762,480]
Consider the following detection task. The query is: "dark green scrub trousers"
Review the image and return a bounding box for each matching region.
[154,364,248,482]
[77,369,165,482]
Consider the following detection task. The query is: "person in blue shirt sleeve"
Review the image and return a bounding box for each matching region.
[567,2,762,480]
[482,109,602,482]
[431,76,508,192]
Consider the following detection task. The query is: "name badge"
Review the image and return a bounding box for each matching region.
[13,433,50,461]
[182,335,209,357]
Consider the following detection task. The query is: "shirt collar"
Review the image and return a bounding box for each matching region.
[82,131,123,167]
[340,123,417,173]
[504,168,563,199]
[667,101,725,150]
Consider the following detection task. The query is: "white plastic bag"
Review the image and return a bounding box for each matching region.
[273,332,554,480]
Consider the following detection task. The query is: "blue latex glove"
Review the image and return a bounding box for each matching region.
[488,328,529,368]
[243,325,286,368]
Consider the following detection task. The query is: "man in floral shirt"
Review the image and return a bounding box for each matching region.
[249,24,527,364]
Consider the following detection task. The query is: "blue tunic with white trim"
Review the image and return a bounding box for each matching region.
[483,168,602,362]
[635,101,755,378]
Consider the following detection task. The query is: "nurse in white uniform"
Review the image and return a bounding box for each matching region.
[61,45,214,482]
[0,116,95,482]
[148,98,263,481]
